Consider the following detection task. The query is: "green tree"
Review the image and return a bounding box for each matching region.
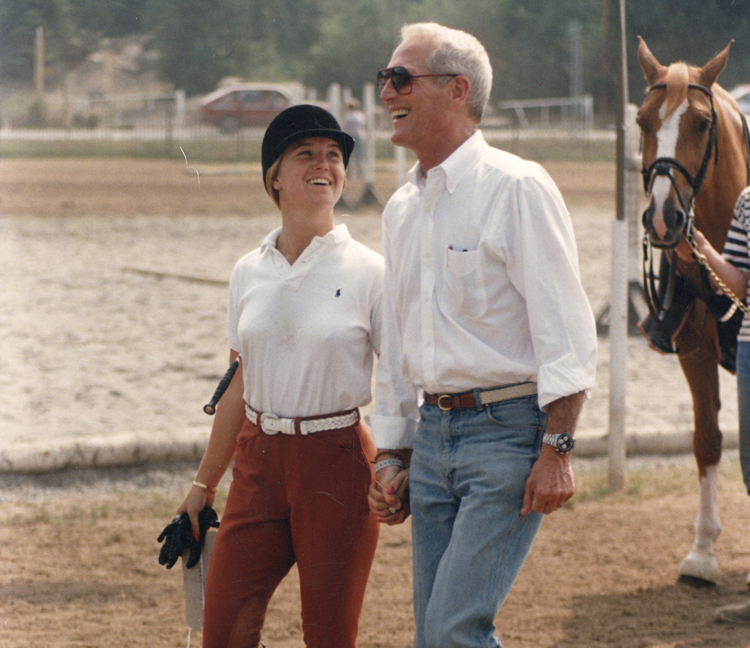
[67,0,148,37]
[145,0,254,95]
[236,0,324,83]
[0,0,76,85]
[305,0,395,95]
[405,0,603,102]
[625,0,750,101]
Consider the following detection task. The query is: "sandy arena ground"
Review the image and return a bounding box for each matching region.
[0,157,749,647]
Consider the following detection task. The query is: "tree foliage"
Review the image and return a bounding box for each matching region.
[0,0,75,85]
[3,0,750,120]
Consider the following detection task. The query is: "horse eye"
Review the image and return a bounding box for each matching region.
[698,118,711,134]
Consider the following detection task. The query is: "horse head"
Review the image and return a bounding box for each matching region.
[636,37,732,249]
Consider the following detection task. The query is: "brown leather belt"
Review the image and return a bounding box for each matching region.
[424,382,537,411]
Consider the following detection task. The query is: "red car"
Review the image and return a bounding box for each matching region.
[199,83,304,132]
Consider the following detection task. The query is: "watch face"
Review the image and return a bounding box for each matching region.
[556,432,574,453]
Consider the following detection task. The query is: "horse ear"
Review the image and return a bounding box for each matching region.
[637,36,665,86]
[700,40,733,88]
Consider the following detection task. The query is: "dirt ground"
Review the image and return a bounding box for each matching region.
[1,157,749,647]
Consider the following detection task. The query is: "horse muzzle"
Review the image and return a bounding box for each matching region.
[642,197,687,249]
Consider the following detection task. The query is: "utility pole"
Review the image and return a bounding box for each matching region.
[568,20,584,127]
[608,0,629,492]
[34,27,45,95]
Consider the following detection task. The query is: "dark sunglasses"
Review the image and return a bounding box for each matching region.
[376,66,458,95]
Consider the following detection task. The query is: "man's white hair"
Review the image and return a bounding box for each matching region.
[400,22,492,120]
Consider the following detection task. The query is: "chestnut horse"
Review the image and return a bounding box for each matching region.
[636,37,750,586]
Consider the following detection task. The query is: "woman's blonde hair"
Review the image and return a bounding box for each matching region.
[263,142,346,210]
[264,156,284,209]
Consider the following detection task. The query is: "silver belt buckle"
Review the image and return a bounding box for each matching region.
[259,413,280,435]
[260,412,295,435]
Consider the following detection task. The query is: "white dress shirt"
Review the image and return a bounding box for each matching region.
[369,131,597,449]
[227,223,383,418]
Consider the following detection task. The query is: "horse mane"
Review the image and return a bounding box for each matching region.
[660,62,689,120]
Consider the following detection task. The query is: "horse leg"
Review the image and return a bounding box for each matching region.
[675,311,723,587]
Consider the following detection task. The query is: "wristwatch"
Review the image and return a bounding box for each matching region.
[542,432,575,454]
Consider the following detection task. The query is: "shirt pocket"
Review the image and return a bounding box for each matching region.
[441,246,487,319]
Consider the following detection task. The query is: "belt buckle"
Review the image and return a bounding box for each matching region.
[437,394,453,411]
[260,412,281,435]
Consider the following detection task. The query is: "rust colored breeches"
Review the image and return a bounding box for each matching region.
[202,417,379,648]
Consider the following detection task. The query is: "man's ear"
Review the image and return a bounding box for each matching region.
[450,75,471,108]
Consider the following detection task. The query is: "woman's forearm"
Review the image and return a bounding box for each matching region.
[700,242,749,301]
[195,352,246,489]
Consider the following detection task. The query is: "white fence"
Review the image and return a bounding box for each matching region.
[496,94,594,131]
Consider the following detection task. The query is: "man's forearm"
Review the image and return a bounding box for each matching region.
[545,390,586,434]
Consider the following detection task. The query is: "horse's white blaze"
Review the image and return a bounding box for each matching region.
[678,464,722,583]
[651,98,690,239]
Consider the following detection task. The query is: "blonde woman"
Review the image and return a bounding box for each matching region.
[177,105,383,648]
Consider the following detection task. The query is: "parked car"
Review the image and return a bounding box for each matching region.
[729,84,750,115]
[199,82,305,132]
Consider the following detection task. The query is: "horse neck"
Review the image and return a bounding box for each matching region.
[695,94,749,249]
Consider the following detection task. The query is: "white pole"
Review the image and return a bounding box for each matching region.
[395,146,406,189]
[609,219,628,488]
[609,0,629,491]
[175,89,186,130]
[34,27,44,96]
[363,83,376,186]
[328,83,342,123]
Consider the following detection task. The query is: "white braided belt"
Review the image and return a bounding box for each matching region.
[246,405,359,436]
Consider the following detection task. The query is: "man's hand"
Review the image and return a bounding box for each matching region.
[520,445,575,516]
[368,453,411,525]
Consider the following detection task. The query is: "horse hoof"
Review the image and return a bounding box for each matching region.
[678,551,720,586]
[678,574,717,588]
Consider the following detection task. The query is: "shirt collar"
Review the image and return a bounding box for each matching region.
[406,130,488,194]
[259,223,350,253]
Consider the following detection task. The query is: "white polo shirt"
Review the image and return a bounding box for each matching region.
[369,131,597,449]
[227,223,383,418]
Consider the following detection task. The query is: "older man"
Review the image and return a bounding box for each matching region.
[367,23,597,648]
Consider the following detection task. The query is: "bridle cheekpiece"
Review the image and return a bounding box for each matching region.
[640,82,718,321]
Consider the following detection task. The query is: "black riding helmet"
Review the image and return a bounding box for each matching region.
[261,104,355,195]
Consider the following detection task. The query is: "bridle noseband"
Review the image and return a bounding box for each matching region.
[641,82,718,320]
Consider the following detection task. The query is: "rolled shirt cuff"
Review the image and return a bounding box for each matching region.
[365,414,418,450]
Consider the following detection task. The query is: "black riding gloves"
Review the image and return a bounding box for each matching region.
[157,506,220,569]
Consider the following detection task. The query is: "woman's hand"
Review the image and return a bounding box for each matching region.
[369,465,410,525]
[692,228,714,257]
[177,485,215,542]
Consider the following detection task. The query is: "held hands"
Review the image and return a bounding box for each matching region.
[368,456,410,525]
[520,445,575,516]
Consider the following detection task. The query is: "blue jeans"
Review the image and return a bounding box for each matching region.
[410,396,546,648]
[737,341,750,495]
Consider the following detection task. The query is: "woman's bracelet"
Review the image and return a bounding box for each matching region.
[374,450,403,462]
[192,480,217,493]
[373,458,404,472]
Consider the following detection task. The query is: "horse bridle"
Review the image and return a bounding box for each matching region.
[641,82,719,320]
[641,83,719,238]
